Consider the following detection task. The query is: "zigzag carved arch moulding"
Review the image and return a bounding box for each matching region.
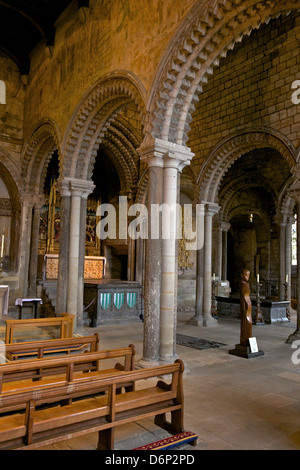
[85,118,141,198]
[196,129,297,203]
[21,119,61,194]
[61,74,146,183]
[146,0,300,146]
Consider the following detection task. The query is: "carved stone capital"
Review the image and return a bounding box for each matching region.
[219,221,231,232]
[138,137,194,171]
[288,178,300,203]
[57,178,95,199]
[203,202,220,218]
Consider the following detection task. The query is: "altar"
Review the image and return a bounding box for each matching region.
[216,296,290,323]
[44,254,106,279]
[83,279,142,326]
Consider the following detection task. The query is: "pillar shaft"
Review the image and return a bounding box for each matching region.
[56,184,71,314]
[296,201,300,331]
[18,195,35,297]
[285,217,294,301]
[202,203,219,327]
[57,178,94,324]
[142,164,163,364]
[77,195,88,327]
[286,183,300,342]
[28,197,45,297]
[138,137,194,364]
[160,163,178,362]
[279,222,286,300]
[67,191,82,315]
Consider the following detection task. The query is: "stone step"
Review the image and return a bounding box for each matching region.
[39,280,57,308]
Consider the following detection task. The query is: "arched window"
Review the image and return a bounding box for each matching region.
[292,214,297,265]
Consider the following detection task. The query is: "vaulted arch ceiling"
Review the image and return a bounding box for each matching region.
[197,130,297,203]
[218,147,291,225]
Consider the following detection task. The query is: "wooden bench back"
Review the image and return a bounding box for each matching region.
[0,359,184,449]
[0,359,183,410]
[0,344,136,392]
[3,333,100,361]
[5,313,75,343]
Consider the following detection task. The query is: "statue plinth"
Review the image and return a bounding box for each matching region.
[229,342,264,359]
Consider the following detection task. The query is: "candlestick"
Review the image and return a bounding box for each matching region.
[257,273,259,283]
[0,235,3,258]
[213,273,215,281]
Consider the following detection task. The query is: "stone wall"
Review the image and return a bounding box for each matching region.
[188,11,300,173]
[0,54,25,160]
[23,0,196,140]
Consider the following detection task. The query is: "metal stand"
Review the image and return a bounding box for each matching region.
[211,280,218,318]
[254,281,265,325]
[284,282,291,321]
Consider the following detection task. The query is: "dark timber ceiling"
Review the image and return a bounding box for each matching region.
[0,0,89,75]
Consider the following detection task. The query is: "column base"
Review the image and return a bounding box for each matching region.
[159,354,178,364]
[286,329,300,344]
[203,315,218,327]
[229,343,264,359]
[187,315,204,326]
[135,358,161,369]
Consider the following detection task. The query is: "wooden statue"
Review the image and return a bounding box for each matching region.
[240,269,252,345]
[229,269,264,358]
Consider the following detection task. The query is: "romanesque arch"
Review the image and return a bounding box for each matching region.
[0,146,22,272]
[61,73,146,193]
[21,119,61,194]
[146,0,300,147]
[197,129,297,203]
[219,173,280,225]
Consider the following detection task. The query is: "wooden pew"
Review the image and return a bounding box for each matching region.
[4,313,75,344]
[3,333,100,361]
[0,360,185,450]
[0,345,136,411]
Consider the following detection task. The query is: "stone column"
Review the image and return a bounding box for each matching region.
[56,180,71,314]
[77,194,88,326]
[65,179,94,324]
[139,159,164,365]
[188,201,205,326]
[221,222,230,281]
[28,195,46,297]
[135,236,145,286]
[285,216,294,302]
[160,149,193,361]
[160,158,179,362]
[217,222,223,280]
[202,202,219,327]
[287,182,300,343]
[18,194,35,297]
[138,138,194,364]
[188,245,204,326]
[127,236,135,281]
[279,218,286,301]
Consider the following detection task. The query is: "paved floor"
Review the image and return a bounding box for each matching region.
[4,310,300,451]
